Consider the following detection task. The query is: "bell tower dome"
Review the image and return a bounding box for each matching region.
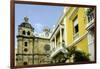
[18,16,34,36]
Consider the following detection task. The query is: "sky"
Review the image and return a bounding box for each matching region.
[15,3,64,48]
[15,4,64,33]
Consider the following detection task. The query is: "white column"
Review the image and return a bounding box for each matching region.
[50,40,52,50]
[64,17,67,45]
[55,36,56,48]
[60,26,62,45]
[50,40,53,50]
[88,31,94,61]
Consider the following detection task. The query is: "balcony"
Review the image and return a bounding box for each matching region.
[86,8,95,30]
[50,43,68,59]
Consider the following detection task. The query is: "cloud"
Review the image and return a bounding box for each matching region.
[53,25,55,28]
[33,23,44,33]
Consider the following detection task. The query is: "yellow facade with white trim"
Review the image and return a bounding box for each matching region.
[65,7,89,53]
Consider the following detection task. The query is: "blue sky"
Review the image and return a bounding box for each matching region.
[15,3,64,47]
[15,4,64,33]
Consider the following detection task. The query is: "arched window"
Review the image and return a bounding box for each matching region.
[27,31,30,35]
[22,30,26,35]
[24,42,27,46]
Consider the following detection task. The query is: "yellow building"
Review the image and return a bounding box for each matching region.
[50,7,95,63]
[64,7,89,62]
[65,7,88,51]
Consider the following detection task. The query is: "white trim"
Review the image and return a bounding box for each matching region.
[87,30,95,61]
[86,18,95,30]
[73,32,79,40]
[50,46,62,58]
[68,32,88,47]
[50,45,68,59]
[50,25,64,41]
[50,26,60,41]
[60,25,62,43]
[55,37,56,48]
[64,16,67,46]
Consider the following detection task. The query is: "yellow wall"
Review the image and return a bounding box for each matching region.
[65,7,88,53]
[76,37,88,53]
[78,8,87,36]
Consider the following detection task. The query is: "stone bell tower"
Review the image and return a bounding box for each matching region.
[16,16,34,66]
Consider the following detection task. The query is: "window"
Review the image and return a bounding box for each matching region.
[23,62,27,65]
[27,31,30,35]
[73,16,79,40]
[16,58,18,61]
[24,48,28,52]
[24,42,27,46]
[22,30,26,35]
[73,16,78,34]
[74,24,78,33]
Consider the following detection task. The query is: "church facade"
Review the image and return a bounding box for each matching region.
[16,17,51,66]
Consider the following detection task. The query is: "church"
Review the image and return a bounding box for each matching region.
[16,17,51,66]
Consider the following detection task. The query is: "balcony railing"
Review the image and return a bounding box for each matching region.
[50,45,62,54]
[86,9,95,30]
[87,11,95,23]
[87,8,95,23]
[50,43,67,58]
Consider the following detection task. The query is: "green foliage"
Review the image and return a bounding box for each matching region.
[66,46,90,62]
[86,8,94,16]
[74,50,90,62]
[66,46,76,58]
